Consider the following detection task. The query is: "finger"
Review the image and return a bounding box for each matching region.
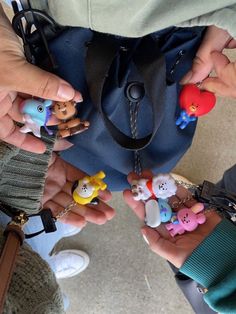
[63,181,115,220]
[226,38,236,49]
[141,226,180,262]
[180,56,213,84]
[200,51,236,98]
[5,60,83,102]
[123,189,145,220]
[201,77,236,98]
[9,96,24,122]
[51,191,108,225]
[127,169,153,185]
[0,94,13,118]
[60,211,87,228]
[53,139,74,151]
[98,189,112,202]
[0,115,46,153]
[211,51,230,74]
[45,200,86,228]
[180,26,231,85]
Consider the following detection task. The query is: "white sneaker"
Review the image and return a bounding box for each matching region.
[49,249,90,279]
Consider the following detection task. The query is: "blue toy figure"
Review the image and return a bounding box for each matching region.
[176,110,197,130]
[158,198,173,223]
[20,99,53,137]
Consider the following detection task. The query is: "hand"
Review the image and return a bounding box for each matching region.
[42,153,115,227]
[123,171,221,268]
[0,5,82,153]
[181,25,236,98]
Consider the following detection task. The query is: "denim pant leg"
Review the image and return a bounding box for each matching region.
[0,212,80,265]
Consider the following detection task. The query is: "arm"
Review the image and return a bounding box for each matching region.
[123,171,236,313]
[180,219,236,314]
[177,4,236,39]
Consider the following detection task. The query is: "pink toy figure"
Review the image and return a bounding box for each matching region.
[165,203,206,237]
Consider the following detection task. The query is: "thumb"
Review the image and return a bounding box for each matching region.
[180,55,213,85]
[9,60,82,102]
[181,26,231,85]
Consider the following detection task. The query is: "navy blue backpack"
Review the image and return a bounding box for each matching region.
[45,26,205,190]
[12,2,205,191]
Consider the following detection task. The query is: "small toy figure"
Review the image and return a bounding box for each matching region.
[131,174,177,201]
[72,171,107,205]
[159,199,173,223]
[165,203,206,237]
[20,99,53,137]
[52,101,90,138]
[145,198,173,228]
[176,84,216,129]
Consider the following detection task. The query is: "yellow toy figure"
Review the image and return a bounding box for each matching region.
[72,171,107,205]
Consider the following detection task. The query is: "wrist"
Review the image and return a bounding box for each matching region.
[180,219,236,288]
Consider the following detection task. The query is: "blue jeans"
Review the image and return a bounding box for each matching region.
[0,213,80,264]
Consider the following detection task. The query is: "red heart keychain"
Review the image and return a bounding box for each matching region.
[176,84,216,129]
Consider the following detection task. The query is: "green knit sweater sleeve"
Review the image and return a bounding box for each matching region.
[180,219,236,314]
[0,131,55,214]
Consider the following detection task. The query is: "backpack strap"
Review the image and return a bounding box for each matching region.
[85,33,167,150]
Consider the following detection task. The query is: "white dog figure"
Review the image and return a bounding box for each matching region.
[131,174,177,201]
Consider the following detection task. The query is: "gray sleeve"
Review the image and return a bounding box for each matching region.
[177,5,236,38]
[0,131,55,214]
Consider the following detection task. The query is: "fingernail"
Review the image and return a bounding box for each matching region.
[57,84,75,100]
[180,71,193,85]
[74,93,83,103]
[142,233,149,245]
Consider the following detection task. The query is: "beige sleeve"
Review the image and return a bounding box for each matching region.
[177,5,236,38]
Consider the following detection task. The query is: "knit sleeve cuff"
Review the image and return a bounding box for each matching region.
[180,219,236,288]
[0,132,55,214]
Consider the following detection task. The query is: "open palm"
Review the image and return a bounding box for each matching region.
[42,153,115,228]
[123,171,221,268]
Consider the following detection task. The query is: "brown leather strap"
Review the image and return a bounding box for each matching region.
[0,224,25,314]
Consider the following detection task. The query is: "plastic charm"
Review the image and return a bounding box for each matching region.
[176,84,216,129]
[71,171,107,205]
[52,101,90,138]
[20,99,53,137]
[165,203,206,237]
[131,174,177,201]
[145,198,173,228]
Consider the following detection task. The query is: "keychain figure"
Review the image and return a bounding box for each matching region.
[145,198,173,228]
[72,171,107,205]
[131,174,177,228]
[131,173,177,201]
[52,100,90,138]
[20,99,53,137]
[165,203,206,237]
[176,84,216,129]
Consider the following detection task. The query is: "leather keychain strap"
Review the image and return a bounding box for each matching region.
[0,223,25,314]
